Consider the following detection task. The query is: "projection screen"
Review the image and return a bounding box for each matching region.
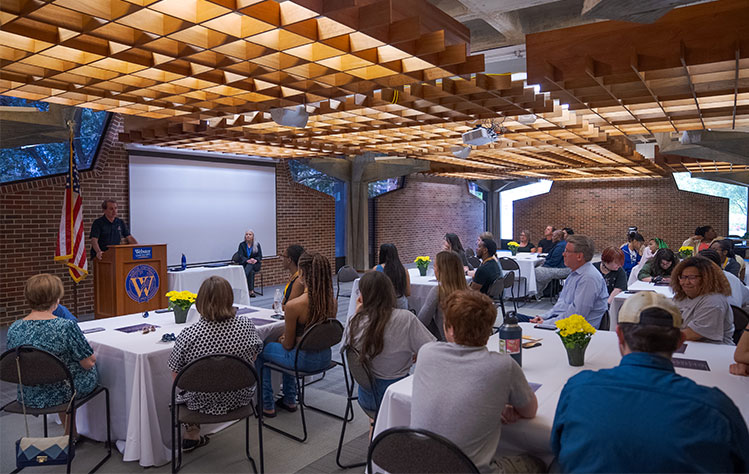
[129,153,277,267]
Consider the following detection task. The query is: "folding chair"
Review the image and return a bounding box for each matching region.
[499,257,527,305]
[0,346,111,474]
[336,265,359,300]
[336,345,377,469]
[368,427,479,474]
[171,354,262,473]
[262,319,345,442]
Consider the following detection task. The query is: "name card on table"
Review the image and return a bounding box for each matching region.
[133,247,153,260]
[672,357,710,371]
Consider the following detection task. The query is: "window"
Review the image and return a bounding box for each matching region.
[368,177,402,198]
[0,96,109,184]
[673,172,747,236]
[500,180,553,240]
[468,181,485,200]
[288,159,347,257]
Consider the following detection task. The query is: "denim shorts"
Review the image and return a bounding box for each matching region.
[357,375,406,413]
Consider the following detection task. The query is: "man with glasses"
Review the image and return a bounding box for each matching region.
[522,235,609,329]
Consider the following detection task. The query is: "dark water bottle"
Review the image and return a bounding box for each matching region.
[181,253,187,271]
[499,312,522,366]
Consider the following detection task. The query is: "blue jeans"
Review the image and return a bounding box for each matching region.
[256,342,332,411]
[357,376,406,413]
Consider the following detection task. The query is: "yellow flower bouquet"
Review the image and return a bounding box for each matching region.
[166,290,197,311]
[507,241,520,255]
[678,246,694,259]
[414,256,431,276]
[555,314,596,366]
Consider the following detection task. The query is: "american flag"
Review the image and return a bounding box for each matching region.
[54,133,88,282]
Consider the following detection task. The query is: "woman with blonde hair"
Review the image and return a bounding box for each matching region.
[7,274,98,435]
[168,275,263,451]
[417,251,468,340]
[671,256,734,345]
[256,252,337,417]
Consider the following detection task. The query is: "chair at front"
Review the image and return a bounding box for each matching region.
[171,354,263,473]
[0,346,111,474]
[499,257,527,304]
[262,319,345,443]
[336,265,359,300]
[336,345,377,469]
[487,273,516,319]
[368,427,479,474]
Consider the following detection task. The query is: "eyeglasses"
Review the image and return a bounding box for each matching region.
[678,275,701,282]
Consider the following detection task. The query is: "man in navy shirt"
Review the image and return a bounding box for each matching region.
[534,229,569,296]
[551,292,749,473]
[90,199,137,260]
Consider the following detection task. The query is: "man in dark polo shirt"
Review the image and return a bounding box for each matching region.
[469,238,502,294]
[90,199,138,260]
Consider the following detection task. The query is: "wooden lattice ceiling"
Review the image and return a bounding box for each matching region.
[2,0,748,181]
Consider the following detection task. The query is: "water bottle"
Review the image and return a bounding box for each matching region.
[499,312,522,366]
[273,289,283,315]
[181,253,187,271]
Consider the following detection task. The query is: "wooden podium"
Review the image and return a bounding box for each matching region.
[94,244,168,319]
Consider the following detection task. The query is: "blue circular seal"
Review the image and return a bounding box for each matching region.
[125,264,160,303]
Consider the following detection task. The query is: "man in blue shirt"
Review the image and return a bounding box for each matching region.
[551,292,749,473]
[534,229,569,297]
[528,235,608,329]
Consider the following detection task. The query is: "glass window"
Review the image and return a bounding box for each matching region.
[673,172,748,236]
[0,96,109,184]
[468,181,485,200]
[368,177,402,198]
[288,159,340,196]
[500,180,553,240]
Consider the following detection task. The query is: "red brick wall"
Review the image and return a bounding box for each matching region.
[513,178,730,252]
[373,175,486,265]
[0,115,334,325]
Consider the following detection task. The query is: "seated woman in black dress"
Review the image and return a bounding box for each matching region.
[515,230,534,252]
[236,229,262,297]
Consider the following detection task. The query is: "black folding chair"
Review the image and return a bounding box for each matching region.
[731,305,749,344]
[368,427,479,474]
[487,273,515,319]
[499,257,527,306]
[0,346,111,474]
[262,319,345,442]
[171,354,262,473]
[599,310,610,331]
[467,256,481,269]
[336,345,378,469]
[336,265,360,300]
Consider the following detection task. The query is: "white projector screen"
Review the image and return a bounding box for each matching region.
[129,154,277,266]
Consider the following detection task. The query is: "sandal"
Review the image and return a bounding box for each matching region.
[182,435,210,452]
[276,398,298,413]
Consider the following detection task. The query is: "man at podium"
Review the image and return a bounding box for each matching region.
[90,198,138,260]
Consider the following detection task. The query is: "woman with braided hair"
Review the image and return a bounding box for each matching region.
[255,251,337,417]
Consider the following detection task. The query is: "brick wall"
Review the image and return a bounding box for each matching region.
[0,115,334,325]
[513,178,730,252]
[373,175,486,265]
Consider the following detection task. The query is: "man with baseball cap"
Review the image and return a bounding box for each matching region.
[551,292,749,473]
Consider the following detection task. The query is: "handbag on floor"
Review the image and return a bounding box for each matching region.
[14,350,76,468]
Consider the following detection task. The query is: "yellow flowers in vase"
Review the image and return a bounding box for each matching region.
[507,241,520,256]
[165,290,197,324]
[678,246,694,259]
[414,256,431,276]
[555,314,596,366]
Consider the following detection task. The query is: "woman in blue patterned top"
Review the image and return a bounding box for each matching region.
[7,274,98,431]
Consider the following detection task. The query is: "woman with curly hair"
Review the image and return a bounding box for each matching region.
[671,256,734,345]
[256,251,337,417]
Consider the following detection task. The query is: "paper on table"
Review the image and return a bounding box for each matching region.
[674,343,687,354]
[235,307,259,315]
[529,382,542,392]
[115,323,160,333]
[672,357,710,371]
[249,318,276,327]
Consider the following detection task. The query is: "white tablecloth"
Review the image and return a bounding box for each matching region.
[373,323,749,462]
[497,251,539,297]
[347,268,466,317]
[168,265,250,306]
[610,280,675,324]
[75,307,284,467]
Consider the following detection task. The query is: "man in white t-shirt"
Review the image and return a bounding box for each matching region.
[411,290,543,473]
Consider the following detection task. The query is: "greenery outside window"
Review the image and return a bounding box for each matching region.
[368,177,402,198]
[0,97,110,184]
